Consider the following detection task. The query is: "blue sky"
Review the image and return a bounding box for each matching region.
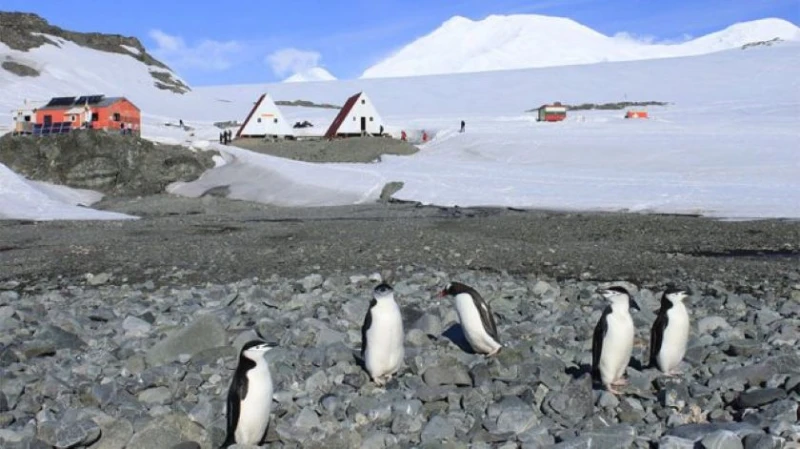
[4,0,799,85]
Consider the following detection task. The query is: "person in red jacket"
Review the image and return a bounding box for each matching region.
[422,130,428,142]
[401,130,407,141]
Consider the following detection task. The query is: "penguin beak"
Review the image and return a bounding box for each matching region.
[629,298,641,311]
[437,289,447,298]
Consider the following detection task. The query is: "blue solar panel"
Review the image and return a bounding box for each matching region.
[75,95,104,105]
[46,97,76,107]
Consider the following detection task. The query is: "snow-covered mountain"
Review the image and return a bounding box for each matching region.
[362,15,800,78]
[283,67,337,83]
[0,12,189,116]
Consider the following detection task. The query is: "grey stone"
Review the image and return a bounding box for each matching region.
[0,391,8,412]
[742,434,780,449]
[37,325,87,350]
[138,386,172,405]
[411,313,442,337]
[659,435,697,449]
[423,361,471,387]
[736,388,787,409]
[38,419,101,449]
[300,274,324,292]
[701,430,744,449]
[667,423,762,441]
[170,443,201,449]
[188,400,215,430]
[391,413,424,434]
[406,328,431,347]
[88,419,134,449]
[544,374,593,425]
[698,316,730,334]
[87,272,111,286]
[708,364,776,391]
[492,396,538,435]
[420,415,455,443]
[293,408,320,430]
[581,424,637,449]
[122,316,152,336]
[126,414,209,449]
[146,315,227,366]
[725,339,762,357]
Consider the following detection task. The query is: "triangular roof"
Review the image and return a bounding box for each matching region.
[324,92,362,139]
[236,93,291,138]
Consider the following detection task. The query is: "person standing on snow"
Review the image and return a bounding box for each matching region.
[460,120,465,133]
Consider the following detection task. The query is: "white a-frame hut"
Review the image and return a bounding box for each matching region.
[324,91,385,138]
[236,93,293,138]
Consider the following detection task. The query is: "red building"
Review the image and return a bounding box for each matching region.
[536,102,568,122]
[34,95,141,134]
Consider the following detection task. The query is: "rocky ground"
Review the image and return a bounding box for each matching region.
[1,197,799,448]
[231,136,418,163]
[0,132,216,197]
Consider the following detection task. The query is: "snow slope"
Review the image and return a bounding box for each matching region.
[283,67,337,83]
[362,15,800,78]
[0,163,135,220]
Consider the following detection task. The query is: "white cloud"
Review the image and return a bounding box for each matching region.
[613,31,694,45]
[265,48,322,77]
[148,29,242,71]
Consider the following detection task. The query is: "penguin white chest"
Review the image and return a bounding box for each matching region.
[454,294,500,354]
[365,300,404,378]
[599,311,634,384]
[235,363,273,444]
[658,303,689,372]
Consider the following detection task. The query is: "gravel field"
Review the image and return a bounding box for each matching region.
[1,196,799,448]
[229,137,418,163]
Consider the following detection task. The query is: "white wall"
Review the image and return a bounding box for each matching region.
[238,94,293,137]
[336,93,385,135]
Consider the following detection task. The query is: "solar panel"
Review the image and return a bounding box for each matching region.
[46,96,76,107]
[75,95,105,105]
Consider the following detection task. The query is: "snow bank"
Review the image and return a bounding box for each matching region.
[0,162,136,221]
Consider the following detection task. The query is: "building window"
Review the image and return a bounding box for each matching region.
[353,117,356,121]
[113,113,121,121]
[273,118,278,124]
[361,99,365,104]
[369,117,374,121]
[23,115,30,122]
[257,118,262,123]
[91,113,99,122]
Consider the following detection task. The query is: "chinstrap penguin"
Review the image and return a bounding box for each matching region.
[361,282,405,386]
[592,286,640,394]
[439,282,502,356]
[222,340,277,448]
[649,288,690,376]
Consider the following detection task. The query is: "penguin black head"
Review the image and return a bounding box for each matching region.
[373,283,394,299]
[598,286,640,311]
[438,281,474,298]
[240,340,277,361]
[663,287,690,304]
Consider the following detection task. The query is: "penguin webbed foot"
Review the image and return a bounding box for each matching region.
[611,378,629,387]
[606,386,624,395]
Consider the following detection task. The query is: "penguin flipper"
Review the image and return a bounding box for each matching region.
[649,309,668,369]
[360,298,376,360]
[223,370,247,446]
[592,306,611,380]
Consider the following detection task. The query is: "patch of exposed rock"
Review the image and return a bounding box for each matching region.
[0,131,216,197]
[1,59,39,77]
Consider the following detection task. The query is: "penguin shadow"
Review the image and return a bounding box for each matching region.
[566,363,592,380]
[442,323,476,354]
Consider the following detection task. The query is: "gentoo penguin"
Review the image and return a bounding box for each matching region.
[592,286,640,394]
[439,282,502,356]
[649,288,690,375]
[361,283,405,386]
[222,340,277,447]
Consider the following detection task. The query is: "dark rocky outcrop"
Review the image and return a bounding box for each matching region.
[0,12,189,93]
[0,131,216,197]
[1,59,39,77]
